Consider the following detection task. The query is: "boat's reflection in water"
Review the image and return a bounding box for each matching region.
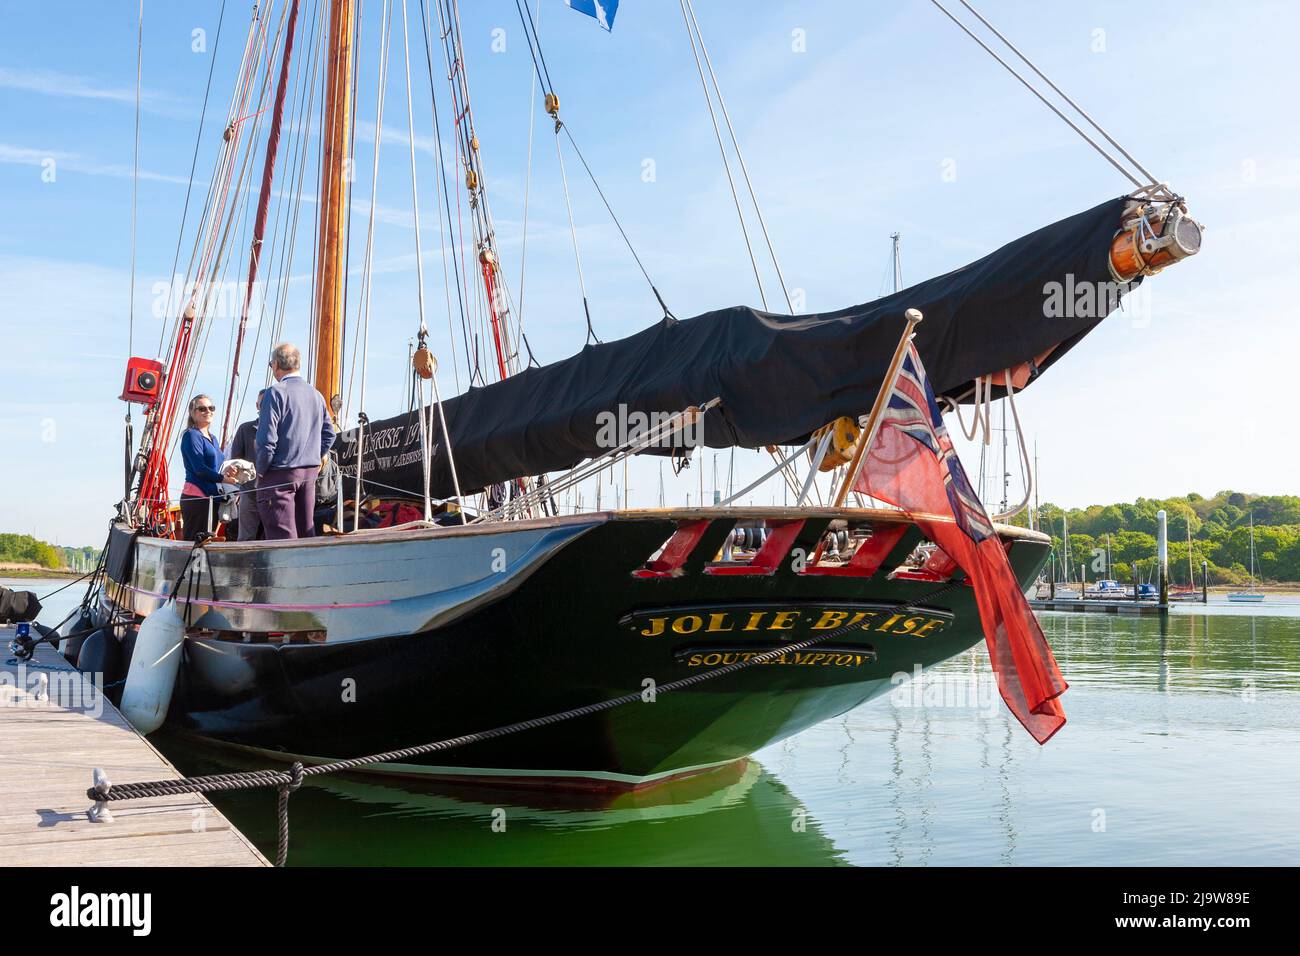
[153,733,848,866]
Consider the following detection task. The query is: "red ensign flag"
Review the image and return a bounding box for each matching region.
[854,345,1067,743]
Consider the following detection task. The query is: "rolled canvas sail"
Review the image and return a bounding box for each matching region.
[337,197,1132,500]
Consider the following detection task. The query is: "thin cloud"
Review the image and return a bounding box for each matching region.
[355,119,440,158]
[0,142,194,185]
[0,66,188,116]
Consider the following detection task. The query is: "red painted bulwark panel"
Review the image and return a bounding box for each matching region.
[636,519,712,577]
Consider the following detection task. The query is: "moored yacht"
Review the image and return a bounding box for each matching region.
[44,0,1201,787]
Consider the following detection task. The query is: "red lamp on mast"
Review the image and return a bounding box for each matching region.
[119,357,164,406]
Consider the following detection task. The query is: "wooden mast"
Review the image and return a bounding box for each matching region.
[313,0,355,412]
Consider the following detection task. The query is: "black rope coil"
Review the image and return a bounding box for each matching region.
[88,579,964,865]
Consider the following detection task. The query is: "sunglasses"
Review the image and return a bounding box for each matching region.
[195,405,216,413]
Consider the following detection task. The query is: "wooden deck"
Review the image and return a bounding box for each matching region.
[0,628,268,866]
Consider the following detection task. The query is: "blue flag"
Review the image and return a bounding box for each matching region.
[565,0,619,31]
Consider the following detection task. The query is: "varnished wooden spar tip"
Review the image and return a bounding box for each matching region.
[0,631,268,867]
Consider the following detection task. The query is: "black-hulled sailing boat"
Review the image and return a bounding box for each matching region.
[66,0,1202,789]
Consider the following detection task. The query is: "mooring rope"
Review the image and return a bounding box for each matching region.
[87,578,965,865]
[34,569,99,603]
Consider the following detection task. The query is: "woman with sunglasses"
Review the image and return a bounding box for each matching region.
[179,394,238,541]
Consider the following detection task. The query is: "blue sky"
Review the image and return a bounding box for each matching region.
[1,0,1296,545]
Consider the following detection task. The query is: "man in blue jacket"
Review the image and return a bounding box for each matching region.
[255,342,337,540]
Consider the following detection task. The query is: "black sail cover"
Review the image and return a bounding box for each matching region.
[337,197,1134,501]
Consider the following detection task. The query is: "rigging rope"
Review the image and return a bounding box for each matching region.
[516,0,541,331]
[159,0,227,358]
[679,0,768,310]
[517,0,556,95]
[349,0,392,527]
[429,360,467,523]
[399,0,429,341]
[128,0,143,358]
[561,125,673,318]
[222,0,303,445]
[433,0,519,380]
[401,0,436,521]
[170,9,281,461]
[927,0,1157,192]
[514,0,670,335]
[953,0,1164,188]
[415,0,464,392]
[989,369,1034,521]
[242,0,325,417]
[141,1,273,517]
[949,373,992,443]
[161,4,265,374]
[682,0,793,313]
[553,121,599,344]
[944,372,1033,520]
[422,0,488,386]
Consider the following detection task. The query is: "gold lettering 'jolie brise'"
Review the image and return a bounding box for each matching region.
[635,608,949,639]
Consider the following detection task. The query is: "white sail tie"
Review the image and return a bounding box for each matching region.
[950,373,994,443]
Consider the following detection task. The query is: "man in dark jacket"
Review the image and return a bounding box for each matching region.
[255,343,337,540]
[227,389,266,540]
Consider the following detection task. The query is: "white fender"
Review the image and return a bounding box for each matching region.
[119,601,186,734]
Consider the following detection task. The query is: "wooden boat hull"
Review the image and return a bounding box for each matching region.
[99,510,1051,789]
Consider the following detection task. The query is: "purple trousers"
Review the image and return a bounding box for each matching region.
[256,465,319,541]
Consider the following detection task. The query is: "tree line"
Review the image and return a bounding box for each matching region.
[0,533,100,571]
[1014,491,1300,585]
